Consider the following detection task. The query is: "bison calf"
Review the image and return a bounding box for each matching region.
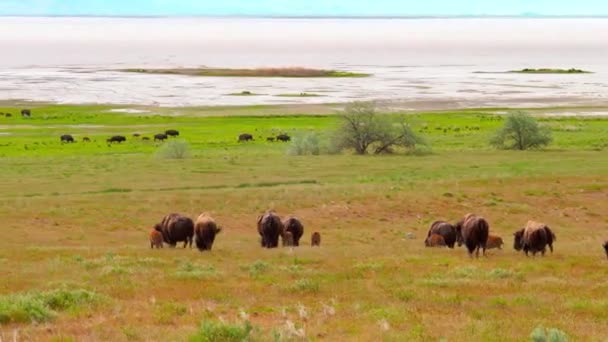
[282,231,294,247]
[149,230,163,249]
[311,232,321,247]
[486,234,504,250]
[425,234,446,247]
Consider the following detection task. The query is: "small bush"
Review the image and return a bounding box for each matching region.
[530,325,569,342]
[291,279,320,293]
[241,260,270,277]
[174,262,217,280]
[156,139,191,159]
[154,302,188,324]
[287,132,322,156]
[189,320,254,342]
[490,112,552,150]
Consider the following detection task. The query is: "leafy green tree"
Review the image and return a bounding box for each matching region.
[490,111,552,150]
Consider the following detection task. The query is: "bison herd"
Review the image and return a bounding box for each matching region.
[56,130,180,144]
[239,133,291,143]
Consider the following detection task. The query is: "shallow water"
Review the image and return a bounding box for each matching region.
[1,17,607,107]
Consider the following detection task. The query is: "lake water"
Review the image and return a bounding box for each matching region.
[1,17,607,108]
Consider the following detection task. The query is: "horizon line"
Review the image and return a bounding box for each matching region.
[1,14,608,19]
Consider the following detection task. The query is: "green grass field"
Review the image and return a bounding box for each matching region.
[0,104,607,341]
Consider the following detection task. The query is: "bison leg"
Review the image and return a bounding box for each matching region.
[150,242,153,249]
[548,244,553,253]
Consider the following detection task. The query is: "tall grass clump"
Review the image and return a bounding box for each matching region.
[530,325,569,342]
[287,132,322,156]
[0,288,104,323]
[155,139,192,159]
[189,320,254,342]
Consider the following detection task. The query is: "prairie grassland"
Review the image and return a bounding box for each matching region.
[0,105,607,341]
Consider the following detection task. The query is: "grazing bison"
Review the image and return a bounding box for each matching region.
[154,133,168,142]
[165,129,179,137]
[282,231,294,247]
[425,234,446,247]
[257,211,283,248]
[238,133,254,142]
[21,109,31,117]
[5,113,12,117]
[60,134,75,143]
[455,214,489,258]
[155,213,194,248]
[149,230,163,249]
[142,137,151,141]
[282,217,304,247]
[267,137,275,142]
[133,133,141,137]
[427,221,457,248]
[194,213,221,251]
[311,232,321,247]
[486,234,504,250]
[107,135,126,143]
[82,137,91,142]
[276,134,291,142]
[514,221,554,256]
[604,241,608,260]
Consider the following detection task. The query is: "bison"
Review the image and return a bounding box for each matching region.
[604,241,608,260]
[276,134,291,142]
[142,137,151,141]
[486,234,504,250]
[282,217,304,247]
[155,213,194,248]
[427,221,457,248]
[239,133,254,142]
[311,232,321,247]
[5,113,12,117]
[266,137,276,142]
[455,214,489,258]
[194,213,221,251]
[82,137,91,143]
[282,231,294,247]
[257,211,283,248]
[425,234,446,247]
[133,133,141,137]
[107,135,126,143]
[149,230,163,249]
[21,109,31,117]
[514,221,555,257]
[154,133,168,142]
[60,134,75,143]
[165,129,179,137]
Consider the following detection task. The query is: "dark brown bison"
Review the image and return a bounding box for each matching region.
[149,230,163,249]
[514,221,555,256]
[427,221,457,248]
[133,133,141,137]
[282,217,304,246]
[155,213,194,248]
[257,211,283,248]
[267,137,275,142]
[425,234,446,247]
[276,134,291,142]
[455,214,489,258]
[5,113,12,117]
[107,135,126,143]
[154,133,168,142]
[165,129,179,137]
[21,109,31,117]
[82,137,91,142]
[282,231,294,247]
[311,232,321,247]
[239,133,254,142]
[60,134,75,143]
[604,241,608,260]
[194,213,221,251]
[142,137,151,141]
[486,234,504,250]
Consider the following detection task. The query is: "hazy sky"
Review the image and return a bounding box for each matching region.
[0,0,607,16]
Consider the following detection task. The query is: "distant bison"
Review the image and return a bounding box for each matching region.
[425,234,446,247]
[455,214,489,258]
[142,137,151,141]
[604,241,608,260]
[60,134,75,143]
[165,130,179,137]
[427,221,457,248]
[155,213,194,248]
[282,217,304,246]
[133,133,141,137]
[257,211,283,248]
[276,134,291,142]
[514,221,555,257]
[311,232,321,247]
[21,109,31,117]
[194,213,221,251]
[82,137,91,142]
[149,230,163,249]
[266,137,275,142]
[238,133,254,142]
[5,113,12,117]
[107,135,126,143]
[282,231,294,247]
[154,133,168,142]
[486,234,504,250]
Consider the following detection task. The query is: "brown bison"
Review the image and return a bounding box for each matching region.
[154,133,168,142]
[257,211,283,248]
[425,234,446,247]
[427,221,457,248]
[282,217,304,246]
[60,134,75,143]
[165,129,179,137]
[486,234,504,250]
[239,133,254,142]
[149,230,163,249]
[155,213,194,248]
[311,232,321,247]
[82,137,91,142]
[604,241,608,260]
[21,109,31,117]
[194,213,221,251]
[455,214,489,258]
[513,221,555,256]
[282,231,294,247]
[276,134,291,142]
[107,135,126,143]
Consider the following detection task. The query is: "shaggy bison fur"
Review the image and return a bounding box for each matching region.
[486,234,504,250]
[425,234,446,247]
[149,230,163,249]
[282,231,294,247]
[194,213,221,251]
[311,232,321,247]
[427,221,457,248]
[514,221,555,256]
[155,213,194,248]
[257,211,283,248]
[165,129,179,137]
[455,214,489,258]
[282,217,304,246]
[154,133,168,142]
